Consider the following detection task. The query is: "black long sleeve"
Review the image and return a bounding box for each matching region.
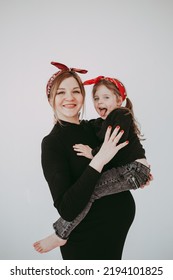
[41,122,101,221]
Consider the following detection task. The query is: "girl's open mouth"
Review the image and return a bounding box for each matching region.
[99,107,107,118]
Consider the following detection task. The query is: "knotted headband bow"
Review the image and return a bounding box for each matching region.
[46,62,88,97]
[83,76,127,101]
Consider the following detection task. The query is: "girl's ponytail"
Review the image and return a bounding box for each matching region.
[124,97,144,140]
[125,97,133,113]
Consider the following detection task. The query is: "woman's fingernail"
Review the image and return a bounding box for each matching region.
[126,140,129,144]
[116,125,120,129]
[121,130,124,133]
[108,126,112,129]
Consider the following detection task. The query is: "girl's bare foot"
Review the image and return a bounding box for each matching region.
[33,233,67,253]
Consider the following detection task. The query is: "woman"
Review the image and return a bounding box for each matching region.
[37,62,135,260]
[34,74,151,253]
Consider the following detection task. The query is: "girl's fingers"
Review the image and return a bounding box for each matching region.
[73,144,83,148]
[76,152,85,156]
[73,145,82,149]
[73,147,80,151]
[74,147,85,153]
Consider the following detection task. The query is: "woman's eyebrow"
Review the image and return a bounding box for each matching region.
[57,87,80,90]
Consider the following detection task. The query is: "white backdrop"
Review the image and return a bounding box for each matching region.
[0,0,173,260]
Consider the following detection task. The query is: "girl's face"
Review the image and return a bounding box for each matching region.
[93,85,122,119]
[54,77,84,123]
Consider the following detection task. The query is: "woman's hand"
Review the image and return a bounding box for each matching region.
[73,144,93,159]
[89,126,128,172]
[98,125,128,165]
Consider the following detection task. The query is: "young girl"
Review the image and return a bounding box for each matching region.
[34,73,151,254]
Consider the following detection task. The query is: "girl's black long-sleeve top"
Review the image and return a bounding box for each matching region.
[41,120,101,222]
[90,108,146,169]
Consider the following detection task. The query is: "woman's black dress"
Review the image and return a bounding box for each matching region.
[41,120,135,260]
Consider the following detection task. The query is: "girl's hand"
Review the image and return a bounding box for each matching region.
[73,144,93,159]
[140,172,154,189]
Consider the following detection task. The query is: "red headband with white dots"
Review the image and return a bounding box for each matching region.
[46,61,88,97]
[83,76,127,101]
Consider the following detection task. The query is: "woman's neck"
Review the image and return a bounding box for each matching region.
[58,116,80,124]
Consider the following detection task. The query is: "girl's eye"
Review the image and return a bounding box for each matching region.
[94,97,99,101]
[104,96,110,99]
[73,91,81,94]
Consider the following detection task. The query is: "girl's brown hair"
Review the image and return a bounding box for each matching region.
[48,71,86,123]
[92,79,143,139]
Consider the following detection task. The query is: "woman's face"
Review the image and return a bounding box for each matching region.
[54,77,84,123]
[93,85,122,119]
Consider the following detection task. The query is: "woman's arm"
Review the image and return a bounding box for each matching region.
[41,135,101,222]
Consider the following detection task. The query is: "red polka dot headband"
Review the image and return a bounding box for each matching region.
[46,62,88,97]
[83,76,127,101]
